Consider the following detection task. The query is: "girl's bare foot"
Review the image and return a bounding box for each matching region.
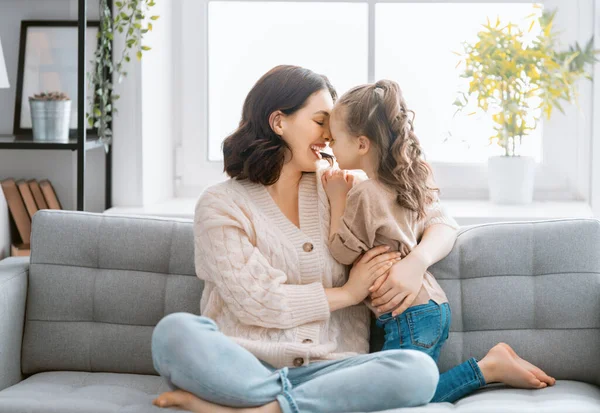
[152,390,281,413]
[497,342,556,386]
[478,343,547,389]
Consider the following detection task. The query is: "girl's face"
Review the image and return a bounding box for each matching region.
[280,89,334,173]
[329,106,362,170]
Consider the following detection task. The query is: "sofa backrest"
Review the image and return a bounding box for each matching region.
[24,212,600,386]
[430,219,599,385]
[22,210,203,376]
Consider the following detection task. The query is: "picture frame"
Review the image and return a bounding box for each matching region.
[12,20,100,137]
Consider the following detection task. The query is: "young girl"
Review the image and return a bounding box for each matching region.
[322,79,457,360]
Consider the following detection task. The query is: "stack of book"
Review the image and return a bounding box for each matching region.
[1,178,62,257]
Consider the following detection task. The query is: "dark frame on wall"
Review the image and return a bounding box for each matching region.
[12,20,100,138]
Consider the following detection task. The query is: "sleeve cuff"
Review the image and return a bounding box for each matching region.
[281,282,331,325]
[424,215,460,230]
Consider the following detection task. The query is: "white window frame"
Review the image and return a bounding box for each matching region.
[175,0,593,202]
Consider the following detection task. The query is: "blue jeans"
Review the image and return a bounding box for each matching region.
[376,300,487,403]
[151,313,440,413]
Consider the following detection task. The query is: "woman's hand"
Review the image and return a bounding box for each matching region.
[369,251,429,317]
[342,245,402,306]
[322,169,354,205]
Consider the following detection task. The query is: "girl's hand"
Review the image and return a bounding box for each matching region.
[369,252,428,317]
[322,169,354,204]
[342,246,402,305]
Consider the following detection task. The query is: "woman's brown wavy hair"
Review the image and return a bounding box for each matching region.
[223,65,337,185]
[335,80,438,219]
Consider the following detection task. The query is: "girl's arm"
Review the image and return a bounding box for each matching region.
[322,170,370,265]
[411,223,458,269]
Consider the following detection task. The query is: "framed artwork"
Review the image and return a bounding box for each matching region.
[13,20,100,136]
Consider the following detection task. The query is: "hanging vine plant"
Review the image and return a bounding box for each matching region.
[87,0,158,151]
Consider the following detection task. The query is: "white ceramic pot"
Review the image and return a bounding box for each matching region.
[488,156,535,204]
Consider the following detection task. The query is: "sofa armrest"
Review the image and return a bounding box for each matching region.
[0,257,29,391]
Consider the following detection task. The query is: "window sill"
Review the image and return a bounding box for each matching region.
[104,198,595,226]
[104,198,197,220]
[445,200,594,226]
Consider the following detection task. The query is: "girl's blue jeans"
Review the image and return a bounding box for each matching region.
[376,300,487,403]
[151,312,440,413]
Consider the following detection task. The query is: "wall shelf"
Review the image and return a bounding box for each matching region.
[0,134,105,151]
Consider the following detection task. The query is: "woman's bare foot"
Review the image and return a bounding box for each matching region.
[152,390,281,413]
[477,343,547,389]
[497,342,556,386]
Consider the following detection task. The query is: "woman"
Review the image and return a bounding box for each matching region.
[150,65,553,413]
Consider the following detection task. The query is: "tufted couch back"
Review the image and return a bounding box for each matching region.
[22,211,600,386]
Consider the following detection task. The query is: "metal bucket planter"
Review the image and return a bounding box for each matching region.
[29,100,71,142]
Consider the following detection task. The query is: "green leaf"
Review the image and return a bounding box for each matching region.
[148,22,153,31]
[150,15,160,20]
[116,1,123,7]
[141,45,151,51]
[136,50,143,60]
[94,107,102,117]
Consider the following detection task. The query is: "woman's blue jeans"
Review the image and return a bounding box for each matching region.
[376,300,487,403]
[151,312,440,413]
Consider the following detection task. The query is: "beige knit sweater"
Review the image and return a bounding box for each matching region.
[194,169,370,369]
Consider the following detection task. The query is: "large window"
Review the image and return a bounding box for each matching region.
[176,0,593,200]
[375,3,542,163]
[208,2,368,161]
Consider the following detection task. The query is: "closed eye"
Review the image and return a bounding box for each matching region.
[315,121,324,126]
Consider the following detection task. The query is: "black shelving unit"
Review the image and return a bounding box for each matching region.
[1,0,113,211]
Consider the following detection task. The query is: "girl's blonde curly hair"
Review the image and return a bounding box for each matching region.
[335,79,438,219]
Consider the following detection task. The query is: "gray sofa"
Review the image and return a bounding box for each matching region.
[0,210,598,413]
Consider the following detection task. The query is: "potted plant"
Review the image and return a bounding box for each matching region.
[454,8,598,204]
[87,0,158,151]
[29,91,71,143]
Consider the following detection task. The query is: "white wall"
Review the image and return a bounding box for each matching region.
[141,0,174,205]
[0,0,105,259]
[111,0,175,207]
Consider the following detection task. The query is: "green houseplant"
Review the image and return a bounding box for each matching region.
[87,0,158,150]
[454,7,598,203]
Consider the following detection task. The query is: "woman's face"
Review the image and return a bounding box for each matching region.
[280,89,334,173]
[329,106,362,170]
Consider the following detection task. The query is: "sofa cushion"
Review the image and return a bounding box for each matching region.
[379,380,600,413]
[22,211,204,376]
[0,371,178,413]
[0,373,598,413]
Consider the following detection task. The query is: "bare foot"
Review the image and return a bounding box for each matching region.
[498,343,556,386]
[478,343,547,389]
[152,390,281,413]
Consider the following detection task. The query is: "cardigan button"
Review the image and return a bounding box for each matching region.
[302,339,313,344]
[293,357,305,367]
[303,242,314,252]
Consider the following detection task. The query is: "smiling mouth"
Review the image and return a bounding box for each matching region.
[310,144,326,159]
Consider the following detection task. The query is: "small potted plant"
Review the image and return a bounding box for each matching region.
[454,8,598,204]
[29,91,71,143]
